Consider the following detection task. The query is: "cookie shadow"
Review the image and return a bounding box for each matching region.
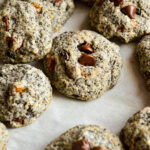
[74,1,91,31]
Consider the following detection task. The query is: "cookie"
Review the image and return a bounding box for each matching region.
[44,30,123,101]
[0,64,52,128]
[89,0,150,43]
[120,107,150,150]
[0,122,9,150]
[25,0,75,32]
[45,125,125,150]
[136,34,150,90]
[0,0,52,63]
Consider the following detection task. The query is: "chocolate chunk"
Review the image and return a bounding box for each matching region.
[78,43,94,54]
[2,16,10,31]
[7,37,17,48]
[47,56,56,75]
[78,54,96,66]
[118,25,124,32]
[136,8,141,15]
[110,0,123,6]
[72,137,91,150]
[121,5,136,19]
[60,50,70,61]
[92,147,109,150]
[13,118,24,124]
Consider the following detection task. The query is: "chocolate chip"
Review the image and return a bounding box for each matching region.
[2,16,10,31]
[118,25,124,32]
[7,37,17,48]
[78,54,96,66]
[92,147,109,150]
[60,50,70,61]
[7,37,13,48]
[47,56,56,75]
[6,51,15,59]
[92,147,102,150]
[0,73,2,77]
[72,137,91,150]
[110,0,123,6]
[121,5,136,19]
[136,8,141,15]
[78,43,94,54]
[13,118,24,124]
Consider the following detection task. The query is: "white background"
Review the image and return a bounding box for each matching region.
[0,1,150,150]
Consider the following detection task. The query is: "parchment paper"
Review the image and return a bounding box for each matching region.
[0,1,150,150]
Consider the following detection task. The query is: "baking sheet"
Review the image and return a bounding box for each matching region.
[0,1,150,150]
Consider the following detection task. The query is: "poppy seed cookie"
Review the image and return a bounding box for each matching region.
[89,0,150,43]
[0,64,52,128]
[45,125,125,150]
[44,30,123,101]
[0,122,9,150]
[120,107,150,150]
[136,34,150,91]
[26,0,75,32]
[0,0,52,63]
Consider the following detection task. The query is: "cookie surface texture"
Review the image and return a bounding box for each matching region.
[26,0,75,32]
[136,34,150,91]
[0,64,52,128]
[89,0,150,43]
[0,0,52,63]
[120,107,150,150]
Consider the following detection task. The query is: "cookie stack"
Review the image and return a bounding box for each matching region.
[0,0,149,149]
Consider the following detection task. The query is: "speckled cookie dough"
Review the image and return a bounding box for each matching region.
[0,0,52,63]
[0,122,9,150]
[120,107,150,150]
[136,34,150,91]
[45,125,125,150]
[89,0,150,43]
[44,30,123,101]
[25,0,75,32]
[0,64,52,128]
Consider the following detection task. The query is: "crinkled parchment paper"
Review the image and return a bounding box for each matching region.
[0,1,150,150]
